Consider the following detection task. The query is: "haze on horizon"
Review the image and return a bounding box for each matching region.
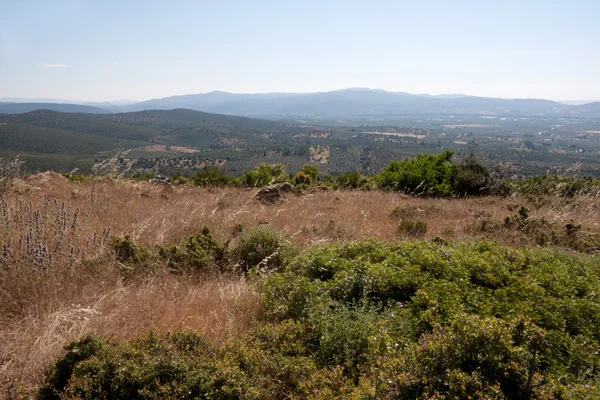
[1,0,599,103]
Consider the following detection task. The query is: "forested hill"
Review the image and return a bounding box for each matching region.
[0,109,301,156]
[0,102,110,114]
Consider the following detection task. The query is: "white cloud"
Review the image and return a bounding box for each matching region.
[36,63,69,68]
[113,61,128,66]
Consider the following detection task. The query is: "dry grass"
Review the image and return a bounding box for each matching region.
[1,173,600,396]
[0,265,258,396]
[4,172,600,248]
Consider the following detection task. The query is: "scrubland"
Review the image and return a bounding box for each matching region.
[1,172,600,398]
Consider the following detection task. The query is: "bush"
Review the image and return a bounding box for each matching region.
[38,331,240,400]
[158,226,230,273]
[294,171,312,185]
[110,227,231,275]
[191,166,230,187]
[335,171,368,190]
[300,164,319,180]
[235,226,296,272]
[373,150,457,196]
[241,163,288,187]
[454,150,492,196]
[40,240,600,399]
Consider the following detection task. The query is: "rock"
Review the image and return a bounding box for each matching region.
[255,186,282,203]
[278,182,293,192]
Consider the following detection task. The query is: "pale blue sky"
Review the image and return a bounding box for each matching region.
[1,0,599,102]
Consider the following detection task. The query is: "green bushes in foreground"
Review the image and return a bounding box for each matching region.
[108,225,295,275]
[64,154,600,200]
[42,240,600,399]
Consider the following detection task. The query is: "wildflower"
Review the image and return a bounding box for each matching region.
[397,301,403,307]
[585,384,591,389]
[256,244,263,252]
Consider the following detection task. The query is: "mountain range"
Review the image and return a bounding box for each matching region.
[2,89,599,117]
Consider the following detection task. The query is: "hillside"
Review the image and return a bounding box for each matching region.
[3,107,600,178]
[0,109,294,159]
[1,176,600,398]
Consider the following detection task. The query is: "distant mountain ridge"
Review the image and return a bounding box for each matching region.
[0,103,111,114]
[2,90,599,117]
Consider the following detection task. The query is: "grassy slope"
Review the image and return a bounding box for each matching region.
[1,178,599,397]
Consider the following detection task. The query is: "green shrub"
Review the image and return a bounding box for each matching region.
[373,150,458,196]
[454,151,492,196]
[398,219,427,237]
[38,331,244,400]
[256,240,600,398]
[108,235,157,274]
[294,171,312,185]
[300,164,319,180]
[40,240,600,399]
[241,163,288,187]
[191,166,230,187]
[39,336,109,400]
[158,226,230,273]
[335,171,368,190]
[235,226,296,272]
[130,170,156,180]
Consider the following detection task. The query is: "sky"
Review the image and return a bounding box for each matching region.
[1,0,599,102]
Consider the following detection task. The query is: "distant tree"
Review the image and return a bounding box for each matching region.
[373,150,457,196]
[300,165,319,180]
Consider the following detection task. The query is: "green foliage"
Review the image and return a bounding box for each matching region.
[109,228,231,275]
[38,331,244,400]
[455,149,492,196]
[300,164,319,180]
[374,150,458,196]
[240,163,288,187]
[294,171,312,185]
[158,226,230,273]
[130,170,156,180]
[335,171,368,189]
[39,336,109,400]
[108,235,158,275]
[40,240,600,399]
[235,226,296,272]
[191,166,230,187]
[256,240,600,398]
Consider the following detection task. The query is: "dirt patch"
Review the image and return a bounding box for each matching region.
[444,124,492,128]
[309,145,330,164]
[139,145,199,153]
[24,171,68,188]
[364,131,426,139]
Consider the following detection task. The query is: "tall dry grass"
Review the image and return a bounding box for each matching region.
[1,173,600,396]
